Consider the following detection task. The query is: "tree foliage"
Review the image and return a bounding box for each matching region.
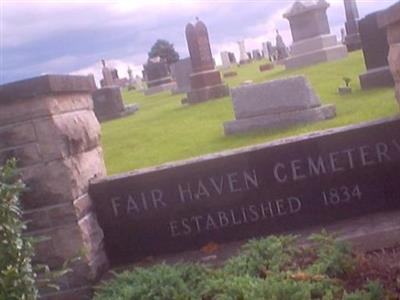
[148,39,179,65]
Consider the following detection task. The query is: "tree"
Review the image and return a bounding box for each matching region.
[148,39,179,65]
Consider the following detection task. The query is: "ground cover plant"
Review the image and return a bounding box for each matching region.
[101,50,398,175]
[93,232,400,300]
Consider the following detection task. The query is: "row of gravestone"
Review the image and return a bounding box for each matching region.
[134,0,394,106]
[91,0,396,135]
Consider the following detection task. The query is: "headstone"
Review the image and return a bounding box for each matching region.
[127,67,133,84]
[283,0,347,69]
[275,30,289,60]
[220,51,232,68]
[252,49,263,60]
[170,57,193,94]
[184,19,229,104]
[134,75,145,91]
[377,1,400,108]
[238,40,250,64]
[262,42,270,60]
[343,0,362,51]
[100,60,129,88]
[101,59,114,87]
[92,87,139,122]
[358,11,394,90]
[228,52,237,64]
[89,117,400,265]
[267,41,276,61]
[224,76,336,135]
[143,57,177,95]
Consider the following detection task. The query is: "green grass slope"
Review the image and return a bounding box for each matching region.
[102,51,398,175]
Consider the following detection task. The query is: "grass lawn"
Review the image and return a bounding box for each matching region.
[101,50,398,175]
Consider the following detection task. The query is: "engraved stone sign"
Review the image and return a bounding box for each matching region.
[90,118,400,266]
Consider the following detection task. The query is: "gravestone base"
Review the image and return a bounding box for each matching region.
[284,44,347,69]
[171,86,190,95]
[184,84,230,105]
[224,105,336,135]
[144,82,177,96]
[359,66,395,90]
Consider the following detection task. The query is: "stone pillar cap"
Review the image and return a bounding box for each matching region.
[377,1,400,29]
[284,0,330,18]
[0,74,95,103]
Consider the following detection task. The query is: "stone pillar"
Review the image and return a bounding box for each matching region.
[378,2,400,108]
[0,75,109,299]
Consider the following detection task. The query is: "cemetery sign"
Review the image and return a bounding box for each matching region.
[89,118,400,265]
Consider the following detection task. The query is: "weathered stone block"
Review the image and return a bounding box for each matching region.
[224,76,336,135]
[0,94,93,127]
[224,105,336,135]
[29,224,83,266]
[359,66,394,90]
[33,110,101,161]
[24,202,78,233]
[78,212,105,259]
[0,143,41,167]
[290,34,338,56]
[387,23,400,44]
[21,147,106,209]
[0,122,36,149]
[0,74,95,102]
[232,76,320,120]
[388,43,400,82]
[92,87,124,120]
[73,194,93,220]
[283,43,348,70]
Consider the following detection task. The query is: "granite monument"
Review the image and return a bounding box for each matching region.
[283,0,348,69]
[184,19,229,104]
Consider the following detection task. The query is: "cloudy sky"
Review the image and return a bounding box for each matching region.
[1,0,397,85]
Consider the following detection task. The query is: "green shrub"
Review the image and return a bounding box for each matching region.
[224,235,298,277]
[93,263,210,300]
[343,281,384,300]
[307,230,356,278]
[93,233,385,300]
[0,159,37,300]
